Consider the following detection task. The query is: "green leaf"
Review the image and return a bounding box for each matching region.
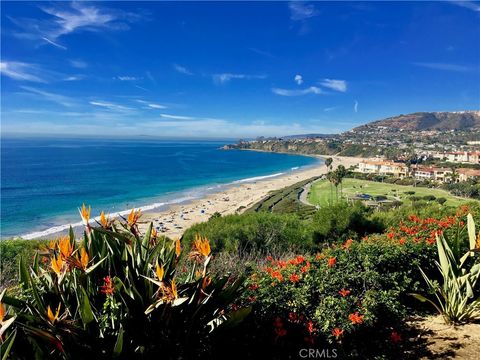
[113,326,124,358]
[467,213,476,253]
[0,330,16,360]
[19,256,45,314]
[219,307,252,330]
[79,287,94,326]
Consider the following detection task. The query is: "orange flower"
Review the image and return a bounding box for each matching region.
[151,228,158,238]
[51,256,64,275]
[48,240,57,250]
[391,331,402,343]
[58,236,73,259]
[175,239,182,257]
[301,261,311,273]
[100,211,110,228]
[332,327,344,338]
[79,203,91,225]
[271,270,284,281]
[190,235,211,259]
[100,276,115,295]
[156,263,164,281]
[202,276,212,290]
[289,273,300,283]
[0,303,5,322]
[160,280,179,303]
[348,312,364,325]
[80,248,89,270]
[47,303,61,324]
[399,238,406,245]
[127,208,142,227]
[342,239,353,250]
[338,288,350,297]
[327,257,337,268]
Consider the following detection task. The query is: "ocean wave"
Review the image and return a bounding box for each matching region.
[19,196,196,240]
[231,172,285,184]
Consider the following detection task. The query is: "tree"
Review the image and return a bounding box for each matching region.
[336,165,348,198]
[325,157,333,170]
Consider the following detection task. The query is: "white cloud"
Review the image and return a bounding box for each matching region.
[354,100,359,113]
[160,114,195,120]
[294,74,303,85]
[147,103,167,109]
[116,76,141,81]
[173,64,193,75]
[0,61,46,82]
[212,73,267,84]
[320,79,347,92]
[10,2,139,47]
[324,107,338,112]
[289,2,319,21]
[70,59,88,68]
[63,75,84,81]
[42,37,67,50]
[412,62,471,72]
[20,86,76,107]
[272,86,323,96]
[449,1,480,12]
[90,100,132,111]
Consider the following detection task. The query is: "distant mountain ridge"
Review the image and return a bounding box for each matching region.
[352,111,480,132]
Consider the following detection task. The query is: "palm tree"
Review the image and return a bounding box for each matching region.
[325,157,333,170]
[336,165,347,199]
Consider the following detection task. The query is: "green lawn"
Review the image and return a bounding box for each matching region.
[307,178,473,207]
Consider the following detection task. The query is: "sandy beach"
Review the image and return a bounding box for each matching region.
[139,155,363,239]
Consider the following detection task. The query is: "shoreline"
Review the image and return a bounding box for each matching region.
[138,155,361,239]
[15,154,362,240]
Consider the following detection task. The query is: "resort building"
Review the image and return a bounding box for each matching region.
[357,160,408,178]
[445,151,480,164]
[411,166,453,183]
[458,168,480,182]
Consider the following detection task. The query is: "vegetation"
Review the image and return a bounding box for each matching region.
[412,214,480,324]
[2,184,480,358]
[308,178,470,207]
[245,176,319,218]
[0,207,248,359]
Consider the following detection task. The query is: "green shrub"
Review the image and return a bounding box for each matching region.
[0,239,49,289]
[182,212,313,254]
[423,195,436,201]
[310,202,384,244]
[241,236,436,358]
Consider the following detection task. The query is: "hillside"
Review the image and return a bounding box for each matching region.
[353,111,480,132]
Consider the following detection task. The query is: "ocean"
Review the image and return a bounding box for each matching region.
[1,137,319,239]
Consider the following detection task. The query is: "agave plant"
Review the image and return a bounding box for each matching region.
[1,205,249,359]
[411,213,480,324]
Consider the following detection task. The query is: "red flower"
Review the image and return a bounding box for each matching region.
[332,327,344,338]
[327,257,336,268]
[249,283,259,291]
[387,232,395,239]
[348,312,364,325]
[306,321,315,334]
[399,238,406,245]
[289,312,298,322]
[271,270,283,282]
[390,331,402,343]
[266,255,273,262]
[301,261,311,273]
[100,276,114,295]
[338,288,350,297]
[289,273,300,283]
[273,317,287,337]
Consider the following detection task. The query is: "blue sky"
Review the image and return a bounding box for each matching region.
[1,1,479,138]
